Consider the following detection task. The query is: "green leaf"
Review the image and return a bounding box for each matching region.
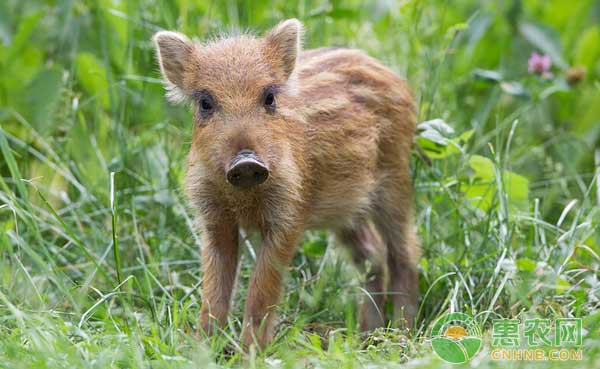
[307,6,358,19]
[76,52,111,109]
[463,155,529,211]
[556,277,570,294]
[100,0,129,69]
[504,170,530,210]
[446,22,469,39]
[516,258,537,272]
[4,12,42,63]
[22,67,63,133]
[417,137,448,158]
[417,120,473,159]
[574,26,600,73]
[540,79,570,99]
[445,130,474,156]
[473,68,503,82]
[465,13,491,52]
[468,155,495,180]
[302,238,328,257]
[66,112,110,194]
[417,119,455,138]
[0,14,45,105]
[308,332,322,351]
[328,8,359,19]
[500,81,529,98]
[416,119,454,157]
[417,129,447,146]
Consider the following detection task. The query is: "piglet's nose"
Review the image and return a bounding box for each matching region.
[226,150,269,188]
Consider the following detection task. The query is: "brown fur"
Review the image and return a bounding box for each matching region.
[153,19,419,348]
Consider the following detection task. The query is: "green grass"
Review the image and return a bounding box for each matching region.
[1,0,599,368]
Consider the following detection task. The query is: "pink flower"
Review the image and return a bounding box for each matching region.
[528,52,552,76]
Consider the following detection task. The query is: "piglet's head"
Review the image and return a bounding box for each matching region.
[153,19,302,189]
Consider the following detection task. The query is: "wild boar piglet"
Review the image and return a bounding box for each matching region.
[153,18,419,348]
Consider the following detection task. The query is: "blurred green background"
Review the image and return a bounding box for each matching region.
[0,0,599,368]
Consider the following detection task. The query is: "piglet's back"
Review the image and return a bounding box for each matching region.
[290,47,416,227]
[295,47,415,129]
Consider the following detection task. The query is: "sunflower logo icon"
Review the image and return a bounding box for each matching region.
[430,312,482,363]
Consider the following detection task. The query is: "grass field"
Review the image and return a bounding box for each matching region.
[1,0,599,368]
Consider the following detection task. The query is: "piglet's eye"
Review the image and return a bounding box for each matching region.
[262,86,278,113]
[200,98,213,112]
[193,90,216,119]
[264,93,274,107]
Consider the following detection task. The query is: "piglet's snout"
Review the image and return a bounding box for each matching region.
[226,150,269,188]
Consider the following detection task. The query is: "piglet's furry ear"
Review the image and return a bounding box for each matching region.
[153,31,194,102]
[265,19,303,80]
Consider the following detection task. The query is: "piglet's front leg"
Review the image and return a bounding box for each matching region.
[241,229,301,348]
[198,221,239,336]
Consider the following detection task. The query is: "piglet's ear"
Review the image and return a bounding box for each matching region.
[265,19,303,80]
[153,31,194,100]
